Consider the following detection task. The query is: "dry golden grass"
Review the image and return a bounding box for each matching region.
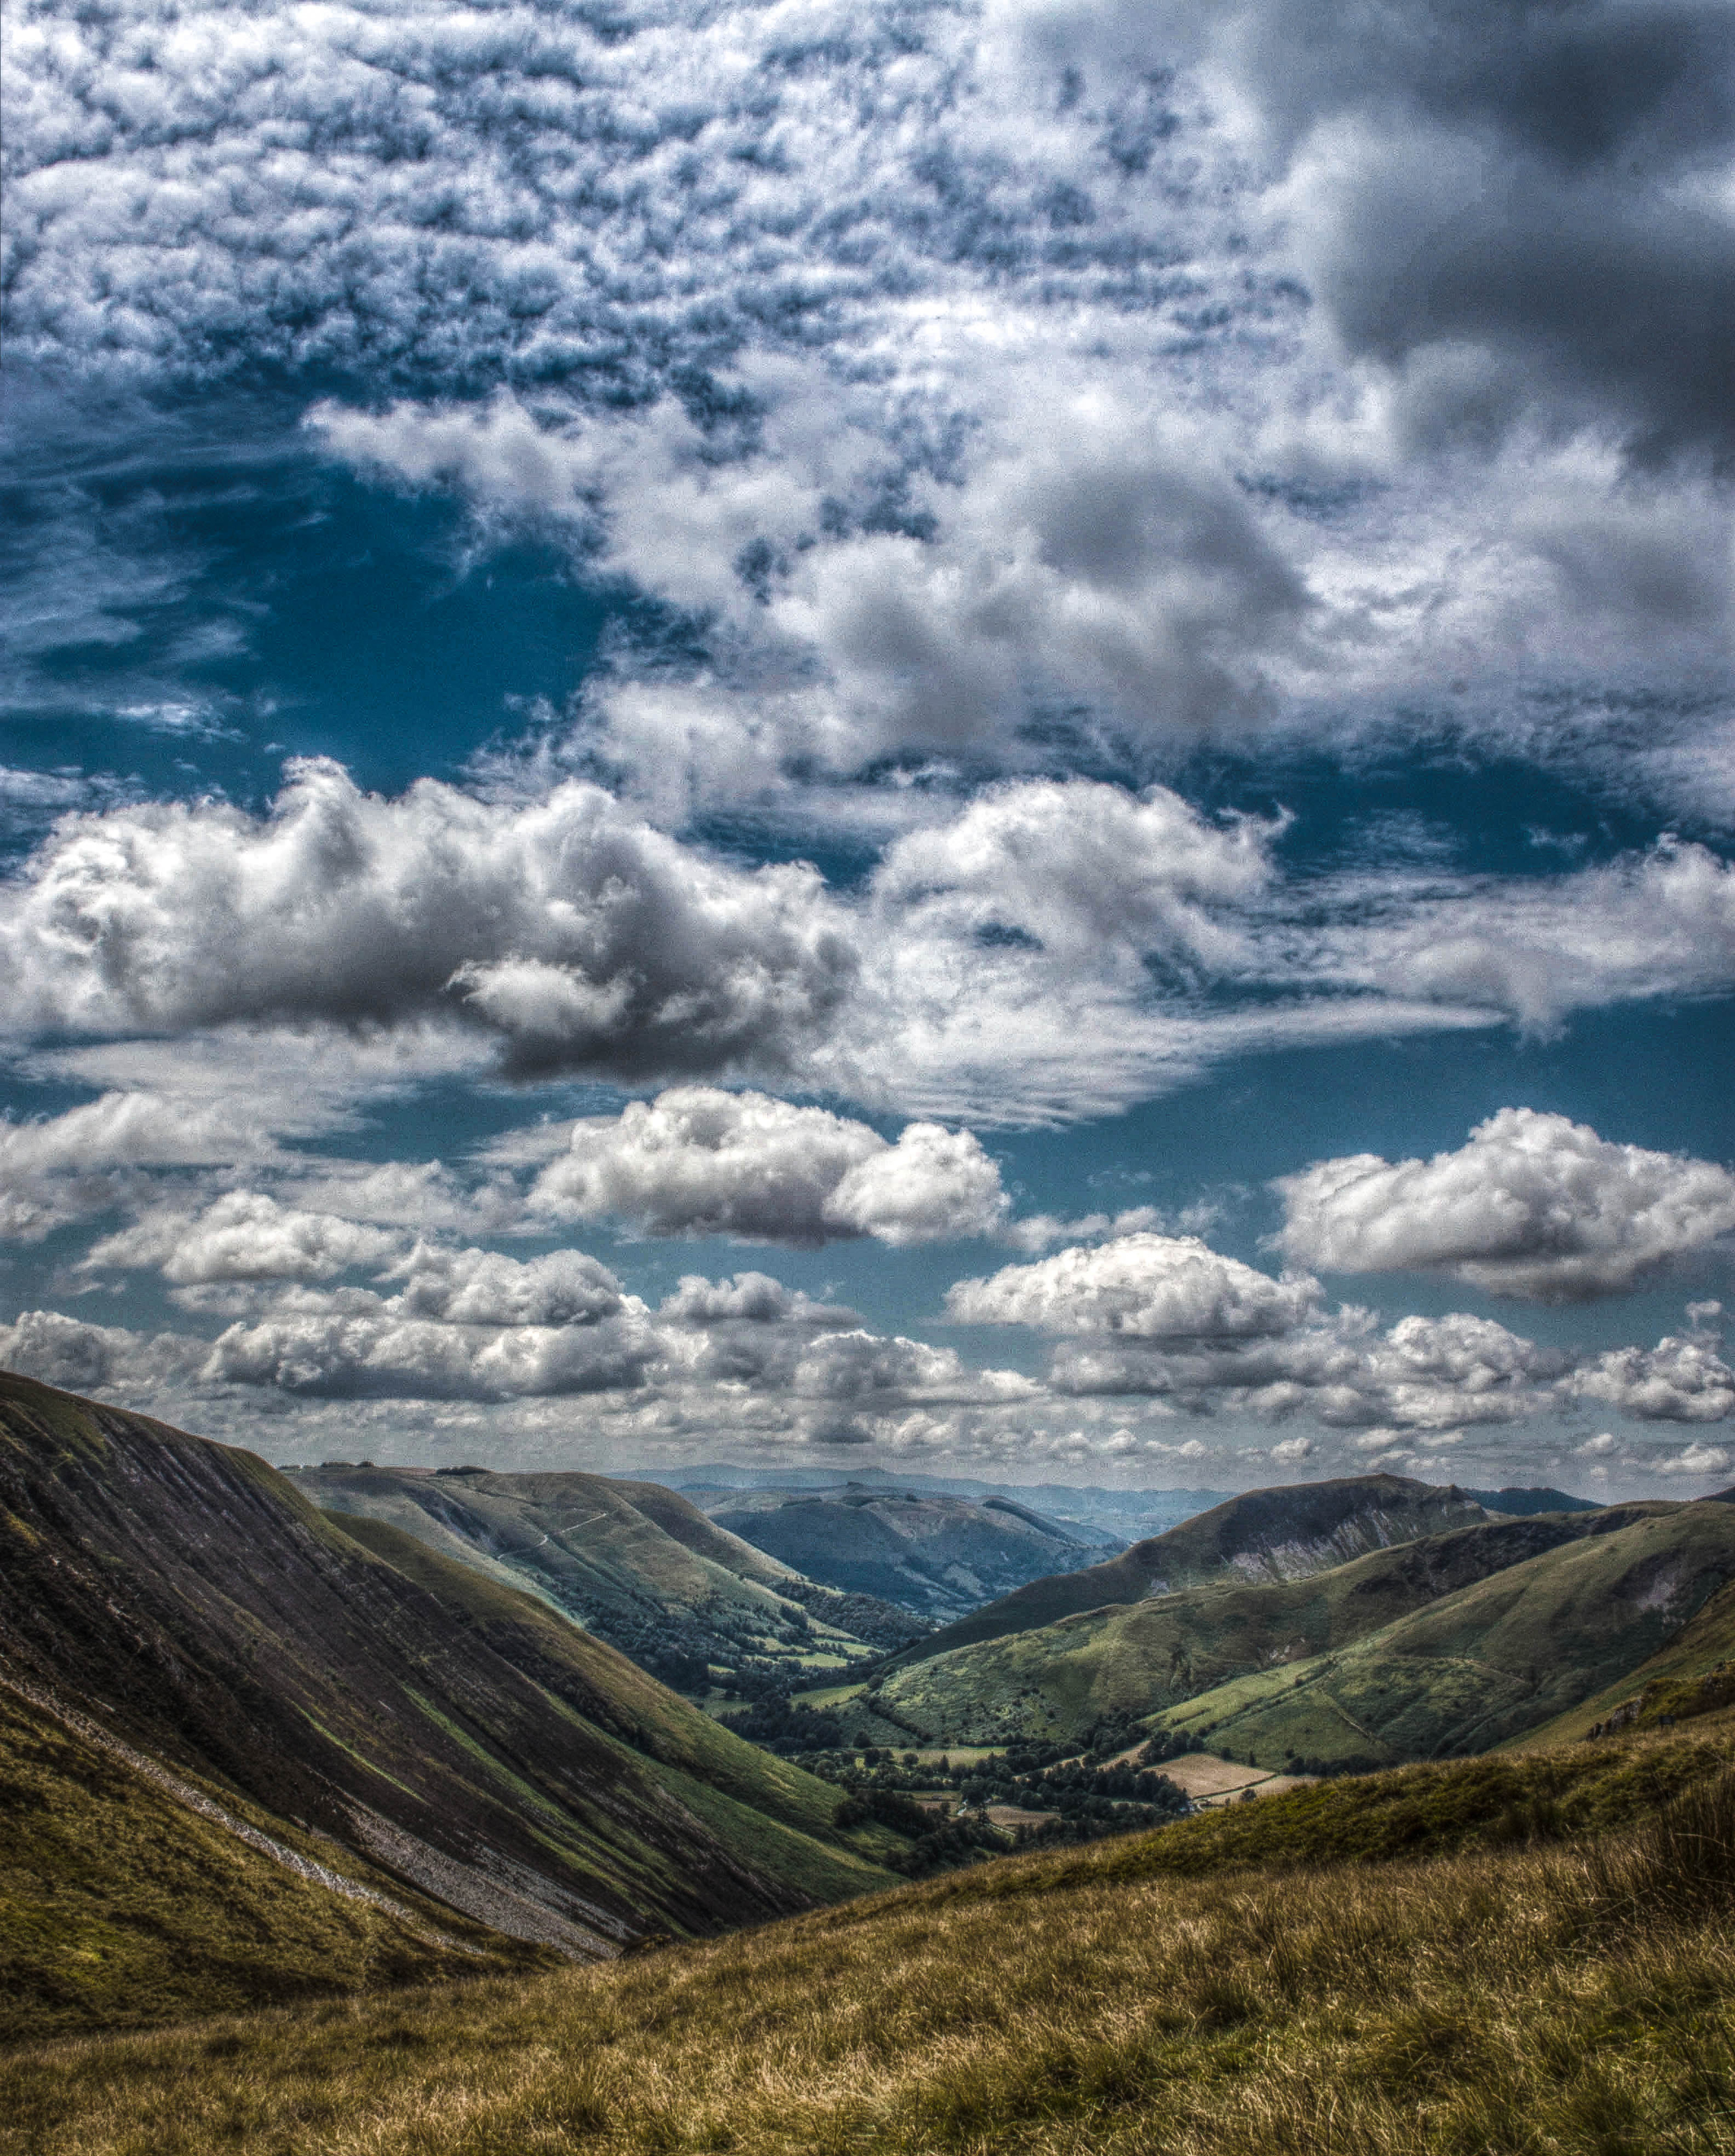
[8,1759,1735,2156]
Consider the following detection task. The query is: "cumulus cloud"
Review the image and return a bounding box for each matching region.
[84,1191,405,1286]
[529,1086,1007,1246]
[0,1089,276,1241]
[1567,1313,1735,1425]
[946,1232,1320,1338]
[1654,1442,1732,1479]
[199,1240,643,1401]
[1275,1108,1735,1301]
[0,759,854,1082]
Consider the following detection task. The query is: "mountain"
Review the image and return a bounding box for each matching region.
[871,1509,1644,1748]
[287,1462,927,1686]
[1465,1485,1599,1516]
[1145,1498,1735,1770]
[884,1474,1493,1669]
[0,1371,898,2029]
[690,1482,1121,1620]
[660,1464,1230,1543]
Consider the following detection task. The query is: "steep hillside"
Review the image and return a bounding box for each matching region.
[288,1462,923,1686]
[1148,1499,1735,1770]
[873,1509,1641,1747]
[885,1474,1492,1668]
[1516,1574,1735,1747]
[0,1675,547,2042]
[696,1484,1117,1620]
[13,1717,1735,2156]
[0,1371,896,2015]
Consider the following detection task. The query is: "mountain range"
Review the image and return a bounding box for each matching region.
[686,1482,1121,1621]
[0,1373,903,2035]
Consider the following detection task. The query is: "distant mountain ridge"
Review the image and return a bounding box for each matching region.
[656,1465,1231,1542]
[885,1474,1493,1669]
[693,1482,1121,1620]
[0,1370,897,2023]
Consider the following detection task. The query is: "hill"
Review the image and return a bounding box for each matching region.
[287,1462,926,1688]
[1465,1485,1599,1516]
[0,1372,898,2034]
[884,1474,1492,1669]
[691,1483,1119,1621]
[871,1509,1643,1748]
[10,1714,1735,2154]
[1146,1498,1735,1770]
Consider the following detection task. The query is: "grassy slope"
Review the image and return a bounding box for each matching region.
[1150,1499,1735,1768]
[332,1515,904,1883]
[0,1372,902,2012]
[884,1474,1493,1670]
[1517,1575,1735,1746]
[9,1717,1735,2155]
[876,1511,1630,1746]
[0,1683,548,2045]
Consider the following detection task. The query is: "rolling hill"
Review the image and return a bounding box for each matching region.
[871,1507,1652,1748]
[882,1473,1493,1669]
[0,1371,899,2031]
[1145,1498,1735,1770]
[691,1483,1120,1621]
[287,1462,926,1689]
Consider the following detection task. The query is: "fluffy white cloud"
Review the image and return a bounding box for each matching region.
[529,1086,1007,1246]
[0,759,854,1082]
[1567,1313,1735,1425]
[203,1305,657,1403]
[1275,1108,1735,1301]
[386,1243,623,1327]
[85,1191,406,1286]
[946,1231,1320,1338]
[198,1240,643,1400]
[1654,1443,1732,1480]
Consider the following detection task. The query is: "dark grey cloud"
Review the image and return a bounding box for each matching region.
[1202,0,1735,462]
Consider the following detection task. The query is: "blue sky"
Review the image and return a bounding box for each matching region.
[1,0,1731,1495]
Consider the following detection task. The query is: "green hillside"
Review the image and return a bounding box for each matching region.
[10,1715,1735,2155]
[0,1371,899,2036]
[288,1461,910,1689]
[873,1509,1644,1747]
[1516,1574,1735,1748]
[884,1473,1492,1670]
[1148,1499,1735,1770]
[0,1678,547,2043]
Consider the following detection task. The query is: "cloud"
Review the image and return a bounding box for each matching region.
[1567,1313,1735,1425]
[0,759,856,1083]
[529,1086,1007,1246]
[203,1305,657,1403]
[945,1231,1320,1338]
[198,1241,643,1401]
[1275,1108,1735,1300]
[0,1089,278,1241]
[1047,1306,1565,1432]
[1654,1442,1731,1479]
[83,1191,406,1286]
[1155,0,1735,464]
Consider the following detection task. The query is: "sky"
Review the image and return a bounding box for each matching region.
[1,0,1732,1498]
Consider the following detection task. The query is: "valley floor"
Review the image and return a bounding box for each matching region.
[9,1721,1735,2156]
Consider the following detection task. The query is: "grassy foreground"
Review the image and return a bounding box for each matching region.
[9,1723,1735,2155]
